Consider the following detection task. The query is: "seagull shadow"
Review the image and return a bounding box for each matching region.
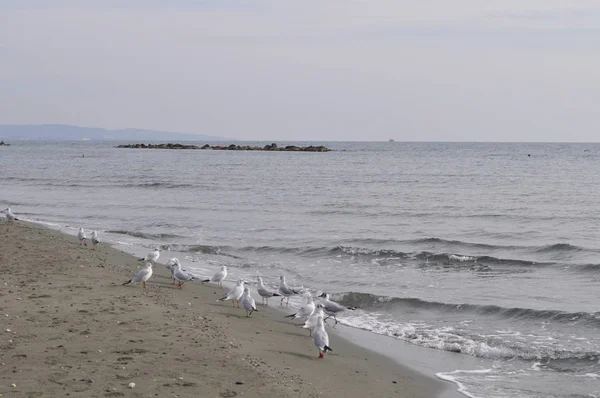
[267,349,315,360]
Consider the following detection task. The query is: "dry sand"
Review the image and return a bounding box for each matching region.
[0,221,445,397]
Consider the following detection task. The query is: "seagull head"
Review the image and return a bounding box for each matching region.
[221,265,227,271]
[318,292,327,298]
[279,275,285,282]
[243,287,249,293]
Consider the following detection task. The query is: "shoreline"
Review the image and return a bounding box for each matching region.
[1,221,454,397]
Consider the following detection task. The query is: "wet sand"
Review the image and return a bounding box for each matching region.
[0,221,446,397]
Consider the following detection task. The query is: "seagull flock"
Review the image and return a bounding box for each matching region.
[2,208,350,359]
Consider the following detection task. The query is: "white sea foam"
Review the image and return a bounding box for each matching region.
[436,369,493,398]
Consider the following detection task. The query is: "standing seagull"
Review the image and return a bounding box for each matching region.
[240,287,258,317]
[77,227,87,246]
[303,304,326,336]
[218,280,244,307]
[203,265,227,288]
[278,275,300,306]
[1,208,18,223]
[123,262,153,289]
[172,259,194,289]
[285,294,315,321]
[139,247,160,265]
[256,276,281,306]
[312,315,333,359]
[319,293,356,325]
[91,231,100,251]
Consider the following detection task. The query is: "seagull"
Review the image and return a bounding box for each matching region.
[302,304,325,336]
[1,208,18,223]
[285,294,315,321]
[318,293,356,325]
[279,275,300,306]
[77,227,87,246]
[139,247,160,265]
[202,265,227,288]
[164,257,179,284]
[218,280,244,307]
[123,262,153,289]
[91,231,99,251]
[240,287,258,317]
[312,314,333,359]
[256,276,281,305]
[172,259,194,289]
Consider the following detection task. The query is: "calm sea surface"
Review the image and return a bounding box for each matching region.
[2,141,599,397]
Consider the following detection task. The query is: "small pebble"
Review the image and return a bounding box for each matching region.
[235,381,244,385]
[11,384,16,388]
[5,329,11,333]
[128,382,135,388]
[392,381,397,384]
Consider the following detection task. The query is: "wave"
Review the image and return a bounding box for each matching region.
[335,292,600,328]
[106,230,184,240]
[534,243,588,253]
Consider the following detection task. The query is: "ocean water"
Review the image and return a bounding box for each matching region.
[1,141,599,398]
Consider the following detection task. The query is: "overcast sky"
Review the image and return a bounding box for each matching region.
[1,1,598,141]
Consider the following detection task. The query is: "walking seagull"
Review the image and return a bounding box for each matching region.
[123,262,153,289]
[202,265,227,288]
[91,231,99,251]
[318,293,356,325]
[285,294,315,321]
[77,227,87,246]
[279,275,300,306]
[312,314,333,359]
[1,208,18,223]
[302,304,326,336]
[218,280,244,307]
[256,276,281,305]
[139,247,160,265]
[164,258,179,284]
[172,259,194,289]
[240,287,258,317]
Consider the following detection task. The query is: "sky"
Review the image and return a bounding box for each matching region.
[0,0,599,141]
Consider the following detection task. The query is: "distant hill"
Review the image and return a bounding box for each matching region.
[0,124,231,141]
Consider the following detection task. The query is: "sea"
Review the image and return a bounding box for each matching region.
[1,141,599,398]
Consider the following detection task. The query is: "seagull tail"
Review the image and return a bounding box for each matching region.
[138,258,144,262]
[324,345,333,352]
[348,307,357,310]
[217,296,228,301]
[284,313,296,318]
[272,293,281,297]
[122,279,132,286]
[202,279,210,283]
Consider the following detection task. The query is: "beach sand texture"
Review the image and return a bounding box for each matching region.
[0,222,442,397]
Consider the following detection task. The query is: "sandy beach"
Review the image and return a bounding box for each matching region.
[0,221,446,397]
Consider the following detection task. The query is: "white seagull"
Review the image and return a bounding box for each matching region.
[312,314,333,359]
[218,279,244,307]
[172,259,194,289]
[256,276,281,305]
[91,230,100,251]
[319,293,356,325]
[123,262,153,289]
[279,275,300,306]
[302,304,326,336]
[240,287,258,317]
[285,294,315,321]
[1,208,18,223]
[164,257,179,284]
[77,227,87,246]
[139,247,160,265]
[202,265,227,288]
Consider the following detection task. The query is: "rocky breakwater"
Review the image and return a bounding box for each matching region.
[116,142,330,152]
[0,141,10,146]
